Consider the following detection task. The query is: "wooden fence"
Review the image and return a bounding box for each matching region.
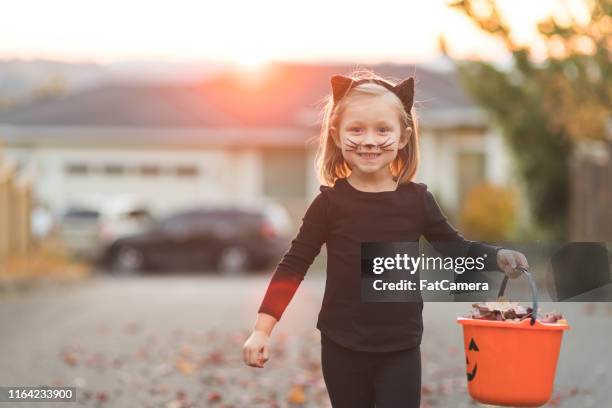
[0,146,33,267]
[569,138,612,241]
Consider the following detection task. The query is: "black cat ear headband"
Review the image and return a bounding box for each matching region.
[330,75,415,153]
[330,75,415,116]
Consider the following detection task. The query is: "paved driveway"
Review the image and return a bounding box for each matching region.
[0,272,609,407]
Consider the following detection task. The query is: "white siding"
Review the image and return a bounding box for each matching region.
[2,145,266,216]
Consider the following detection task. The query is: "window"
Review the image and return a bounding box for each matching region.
[62,208,100,220]
[65,163,88,175]
[104,164,125,176]
[175,164,199,177]
[140,164,161,176]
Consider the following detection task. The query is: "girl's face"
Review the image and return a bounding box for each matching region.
[332,93,410,177]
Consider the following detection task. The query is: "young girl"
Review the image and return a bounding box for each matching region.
[242,70,529,407]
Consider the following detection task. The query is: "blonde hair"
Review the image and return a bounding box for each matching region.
[313,69,419,188]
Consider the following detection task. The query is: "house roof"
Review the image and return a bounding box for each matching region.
[0,63,488,147]
[0,125,317,148]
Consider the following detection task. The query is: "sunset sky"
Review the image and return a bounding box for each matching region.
[0,0,589,66]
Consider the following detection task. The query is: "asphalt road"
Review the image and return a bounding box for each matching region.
[0,271,610,407]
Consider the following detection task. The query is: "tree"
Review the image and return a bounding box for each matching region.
[442,0,611,239]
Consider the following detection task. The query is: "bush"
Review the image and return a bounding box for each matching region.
[459,183,518,242]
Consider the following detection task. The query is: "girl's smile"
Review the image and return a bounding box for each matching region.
[357,151,383,161]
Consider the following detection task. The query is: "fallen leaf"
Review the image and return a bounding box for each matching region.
[175,357,196,375]
[62,351,78,367]
[287,384,306,405]
[207,391,222,403]
[95,391,109,403]
[206,350,226,365]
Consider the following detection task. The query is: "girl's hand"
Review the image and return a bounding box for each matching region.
[242,330,270,368]
[497,249,529,279]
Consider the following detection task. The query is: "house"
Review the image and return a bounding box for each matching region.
[0,63,513,223]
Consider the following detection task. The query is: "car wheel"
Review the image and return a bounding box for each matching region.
[218,245,249,275]
[112,246,145,275]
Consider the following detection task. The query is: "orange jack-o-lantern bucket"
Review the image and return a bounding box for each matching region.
[457,268,570,407]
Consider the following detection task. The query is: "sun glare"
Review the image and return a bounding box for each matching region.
[236,52,268,70]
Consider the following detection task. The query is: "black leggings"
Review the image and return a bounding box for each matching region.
[320,333,421,408]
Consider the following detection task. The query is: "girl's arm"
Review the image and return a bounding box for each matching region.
[256,189,330,321]
[421,184,527,275]
[253,312,277,335]
[243,189,330,367]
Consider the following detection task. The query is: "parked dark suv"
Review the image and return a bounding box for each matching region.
[98,207,290,275]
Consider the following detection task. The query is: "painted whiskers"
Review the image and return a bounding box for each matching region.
[344,137,395,153]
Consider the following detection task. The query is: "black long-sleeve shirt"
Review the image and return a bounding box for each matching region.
[258,177,503,352]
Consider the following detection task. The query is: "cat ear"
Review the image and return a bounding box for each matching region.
[393,77,415,113]
[330,75,354,103]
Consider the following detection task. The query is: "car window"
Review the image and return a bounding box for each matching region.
[157,209,262,233]
[63,208,100,220]
[159,214,193,230]
[120,208,154,221]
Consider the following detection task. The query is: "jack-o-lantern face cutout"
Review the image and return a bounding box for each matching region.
[466,337,479,382]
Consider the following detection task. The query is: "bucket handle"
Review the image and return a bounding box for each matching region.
[496,266,538,326]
